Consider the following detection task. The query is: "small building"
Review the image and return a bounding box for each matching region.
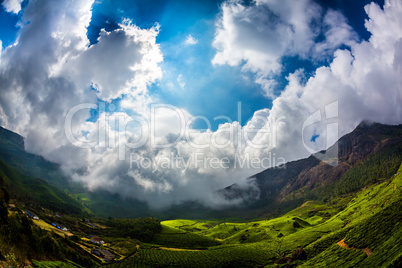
[26,210,39,220]
[90,235,105,244]
[91,248,115,261]
[88,222,97,228]
[52,222,68,231]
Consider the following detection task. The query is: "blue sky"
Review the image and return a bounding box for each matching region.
[0,0,384,130]
[87,0,383,130]
[86,0,268,129]
[0,0,20,45]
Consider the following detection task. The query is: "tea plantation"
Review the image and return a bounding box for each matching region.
[101,163,402,267]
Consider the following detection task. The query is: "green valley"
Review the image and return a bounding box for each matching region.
[0,123,400,267]
[100,163,402,267]
[2,0,402,266]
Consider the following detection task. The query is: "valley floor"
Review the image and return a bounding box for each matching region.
[80,163,402,268]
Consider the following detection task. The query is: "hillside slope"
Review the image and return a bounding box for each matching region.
[103,163,402,267]
[0,159,83,214]
[0,126,72,189]
[0,126,151,218]
[219,122,402,217]
[0,122,401,220]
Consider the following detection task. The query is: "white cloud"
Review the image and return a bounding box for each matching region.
[255,0,402,161]
[129,170,173,193]
[0,0,164,174]
[2,0,23,14]
[177,74,185,88]
[212,0,357,97]
[185,34,198,45]
[314,9,358,57]
[60,20,163,101]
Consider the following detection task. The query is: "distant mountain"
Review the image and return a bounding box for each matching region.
[0,126,72,189]
[0,122,401,219]
[219,122,402,217]
[0,126,84,213]
[0,159,83,214]
[0,126,151,218]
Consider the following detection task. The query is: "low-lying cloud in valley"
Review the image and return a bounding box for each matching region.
[0,0,401,209]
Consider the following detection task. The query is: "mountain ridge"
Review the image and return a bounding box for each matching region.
[0,122,401,219]
[219,122,402,217]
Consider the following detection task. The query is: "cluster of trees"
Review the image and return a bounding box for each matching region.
[152,231,220,249]
[0,173,95,267]
[334,152,401,196]
[2,211,95,266]
[106,217,162,242]
[306,145,402,203]
[0,160,82,215]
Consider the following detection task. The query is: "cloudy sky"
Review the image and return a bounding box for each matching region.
[0,0,401,209]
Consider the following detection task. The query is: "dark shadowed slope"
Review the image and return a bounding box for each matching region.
[0,159,83,214]
[0,126,72,189]
[0,126,151,218]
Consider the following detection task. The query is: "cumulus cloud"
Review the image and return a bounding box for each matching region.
[314,9,358,57]
[251,0,402,159]
[0,0,401,210]
[0,0,164,190]
[185,34,198,45]
[60,20,162,101]
[2,0,23,14]
[212,0,357,97]
[177,74,185,88]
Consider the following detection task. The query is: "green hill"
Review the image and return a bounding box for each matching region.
[0,126,72,189]
[103,163,402,267]
[217,122,402,219]
[0,123,400,266]
[0,159,83,214]
[0,126,151,218]
[1,123,400,220]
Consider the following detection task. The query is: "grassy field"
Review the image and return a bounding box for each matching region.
[32,219,74,236]
[101,163,402,267]
[27,163,402,267]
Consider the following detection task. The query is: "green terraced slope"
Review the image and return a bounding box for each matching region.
[104,163,402,267]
